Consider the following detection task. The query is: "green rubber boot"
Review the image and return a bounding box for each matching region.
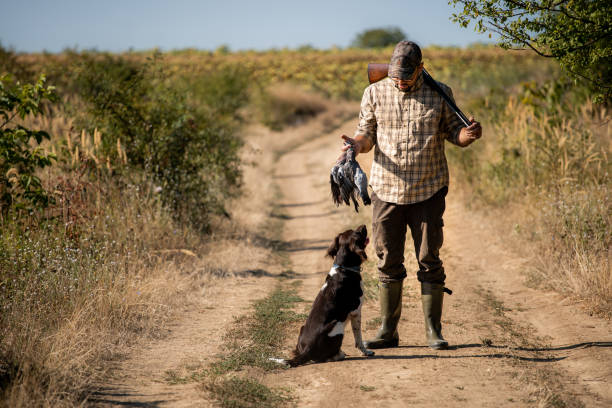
[421,282,448,350]
[365,281,402,349]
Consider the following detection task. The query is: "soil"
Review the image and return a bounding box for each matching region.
[90,113,611,407]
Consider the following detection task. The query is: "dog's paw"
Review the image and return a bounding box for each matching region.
[328,350,346,362]
[362,349,375,357]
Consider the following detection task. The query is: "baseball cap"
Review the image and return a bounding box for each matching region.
[388,41,422,80]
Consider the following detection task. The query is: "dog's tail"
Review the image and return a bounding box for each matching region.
[268,357,289,366]
[285,346,313,367]
[267,351,310,368]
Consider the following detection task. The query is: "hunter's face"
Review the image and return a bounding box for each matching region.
[391,63,424,91]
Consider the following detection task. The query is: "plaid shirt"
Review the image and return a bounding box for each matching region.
[355,75,464,204]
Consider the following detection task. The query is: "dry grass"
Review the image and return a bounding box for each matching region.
[254,83,329,130]
[449,97,611,316]
[0,180,198,407]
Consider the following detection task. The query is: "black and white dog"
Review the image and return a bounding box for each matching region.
[284,225,374,367]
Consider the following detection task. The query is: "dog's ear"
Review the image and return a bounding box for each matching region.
[326,235,340,258]
[356,224,367,236]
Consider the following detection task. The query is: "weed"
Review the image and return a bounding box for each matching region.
[0,179,200,406]
[361,259,379,301]
[210,287,304,374]
[202,285,303,406]
[359,385,376,392]
[481,290,511,316]
[164,369,189,385]
[203,376,292,408]
[448,88,611,315]
[164,367,208,385]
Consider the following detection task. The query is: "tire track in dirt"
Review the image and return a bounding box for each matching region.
[267,117,612,407]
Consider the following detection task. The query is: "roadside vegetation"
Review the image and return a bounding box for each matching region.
[447,80,610,315]
[0,39,608,406]
[0,49,250,406]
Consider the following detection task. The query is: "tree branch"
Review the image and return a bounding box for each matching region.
[0,111,18,130]
[489,22,555,57]
[565,66,612,90]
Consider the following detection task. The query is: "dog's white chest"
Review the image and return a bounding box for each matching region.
[328,321,345,337]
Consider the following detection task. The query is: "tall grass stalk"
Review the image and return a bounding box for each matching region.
[449,95,611,314]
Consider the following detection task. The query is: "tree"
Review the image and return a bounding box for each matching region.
[449,0,612,101]
[352,27,407,48]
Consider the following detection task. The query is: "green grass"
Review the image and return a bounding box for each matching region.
[210,285,305,375]
[201,284,304,407]
[203,377,293,408]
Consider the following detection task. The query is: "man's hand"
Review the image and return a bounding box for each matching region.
[457,117,482,147]
[339,134,372,160]
[341,135,359,154]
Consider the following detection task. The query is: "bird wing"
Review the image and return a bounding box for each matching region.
[330,165,342,206]
[337,167,353,205]
[353,163,371,206]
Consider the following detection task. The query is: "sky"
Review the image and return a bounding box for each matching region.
[0,0,494,53]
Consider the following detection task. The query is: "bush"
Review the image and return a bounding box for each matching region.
[0,52,254,405]
[0,75,57,219]
[73,54,250,230]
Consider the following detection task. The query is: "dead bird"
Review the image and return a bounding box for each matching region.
[330,143,371,212]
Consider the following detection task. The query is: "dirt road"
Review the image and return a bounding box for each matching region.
[91,112,611,407]
[267,118,611,407]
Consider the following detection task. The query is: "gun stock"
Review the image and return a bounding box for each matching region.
[367,63,471,127]
[367,63,390,84]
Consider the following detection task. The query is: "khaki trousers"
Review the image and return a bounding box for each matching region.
[372,186,447,284]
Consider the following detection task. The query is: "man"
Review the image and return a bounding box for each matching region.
[340,41,482,349]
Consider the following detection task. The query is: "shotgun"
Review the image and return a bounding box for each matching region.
[367,63,471,128]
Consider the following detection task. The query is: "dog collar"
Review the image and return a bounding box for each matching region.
[332,264,361,274]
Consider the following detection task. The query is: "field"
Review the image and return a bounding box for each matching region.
[0,45,610,407]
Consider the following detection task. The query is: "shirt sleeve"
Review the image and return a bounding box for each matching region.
[354,85,377,146]
[439,84,465,146]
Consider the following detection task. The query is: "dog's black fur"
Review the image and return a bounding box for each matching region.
[287,224,374,367]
